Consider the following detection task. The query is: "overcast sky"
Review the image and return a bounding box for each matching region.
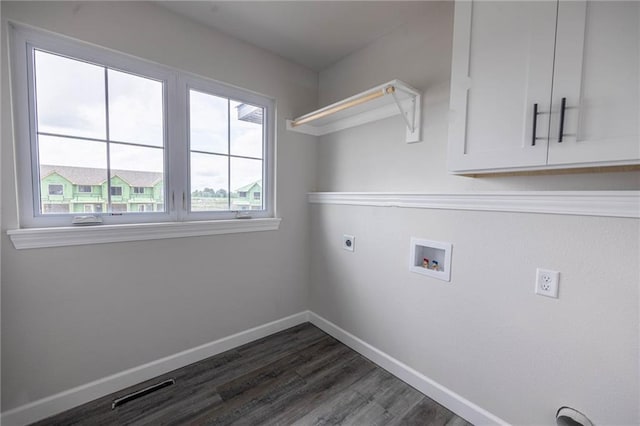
[35,49,263,192]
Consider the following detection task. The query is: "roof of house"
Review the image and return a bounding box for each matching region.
[40,165,163,187]
[235,181,262,193]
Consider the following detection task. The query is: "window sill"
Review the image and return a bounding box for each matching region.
[7,218,282,249]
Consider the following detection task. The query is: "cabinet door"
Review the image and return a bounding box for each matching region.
[448,1,557,172]
[549,1,640,165]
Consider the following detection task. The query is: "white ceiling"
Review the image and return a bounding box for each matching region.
[157,1,432,71]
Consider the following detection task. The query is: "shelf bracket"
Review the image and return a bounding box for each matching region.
[391,89,415,132]
[389,85,421,144]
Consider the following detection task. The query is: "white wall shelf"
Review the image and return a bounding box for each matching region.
[286,79,422,143]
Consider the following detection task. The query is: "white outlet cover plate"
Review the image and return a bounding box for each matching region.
[535,268,560,298]
[343,234,355,251]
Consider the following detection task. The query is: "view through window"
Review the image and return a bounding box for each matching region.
[189,90,264,212]
[34,49,165,215]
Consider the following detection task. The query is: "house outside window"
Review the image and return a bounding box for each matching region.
[39,165,162,214]
[10,24,274,228]
[231,181,262,211]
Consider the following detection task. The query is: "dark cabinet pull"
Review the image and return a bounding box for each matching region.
[558,97,566,143]
[532,103,538,146]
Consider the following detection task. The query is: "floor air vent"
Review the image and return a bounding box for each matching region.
[111,378,176,409]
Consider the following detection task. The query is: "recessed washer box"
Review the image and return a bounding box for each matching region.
[409,238,452,282]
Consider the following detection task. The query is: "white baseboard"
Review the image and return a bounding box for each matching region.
[1,311,310,426]
[308,312,508,426]
[2,310,506,426]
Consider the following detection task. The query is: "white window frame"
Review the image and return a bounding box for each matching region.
[9,23,276,235]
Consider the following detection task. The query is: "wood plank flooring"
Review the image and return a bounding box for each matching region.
[33,323,472,426]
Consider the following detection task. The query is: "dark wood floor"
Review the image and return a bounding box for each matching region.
[33,323,472,426]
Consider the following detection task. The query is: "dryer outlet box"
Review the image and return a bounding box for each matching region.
[343,234,355,252]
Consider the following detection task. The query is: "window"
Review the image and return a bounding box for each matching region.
[48,184,63,195]
[188,90,265,214]
[32,49,164,216]
[10,24,274,228]
[254,192,261,200]
[137,204,153,212]
[43,204,69,213]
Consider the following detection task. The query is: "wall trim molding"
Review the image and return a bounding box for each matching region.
[0,311,309,426]
[7,218,282,250]
[308,191,640,218]
[308,312,508,426]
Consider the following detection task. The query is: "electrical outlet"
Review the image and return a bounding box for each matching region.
[343,234,355,252]
[535,268,560,298]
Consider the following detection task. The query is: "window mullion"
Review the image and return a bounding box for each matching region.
[170,74,187,222]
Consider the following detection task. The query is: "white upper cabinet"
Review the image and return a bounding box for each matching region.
[448,1,640,174]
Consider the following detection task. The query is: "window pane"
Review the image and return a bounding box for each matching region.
[38,135,107,215]
[231,100,263,159]
[108,69,164,147]
[190,153,229,211]
[109,144,164,213]
[34,50,106,139]
[189,90,228,154]
[230,158,263,211]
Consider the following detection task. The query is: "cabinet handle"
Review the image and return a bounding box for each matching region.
[558,97,566,143]
[532,103,539,146]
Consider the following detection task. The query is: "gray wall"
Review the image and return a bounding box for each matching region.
[1,1,317,410]
[311,2,640,424]
[2,1,639,424]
